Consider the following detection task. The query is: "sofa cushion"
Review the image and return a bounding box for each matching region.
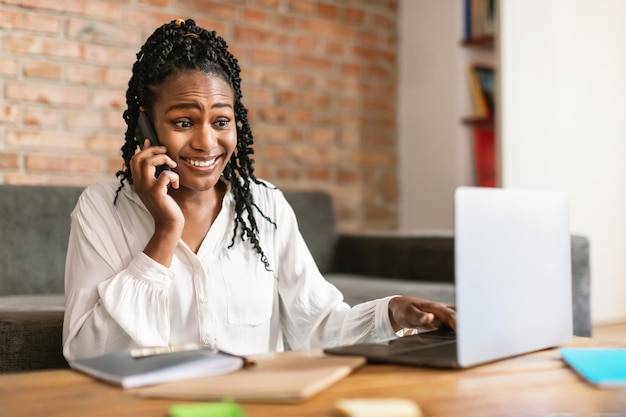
[0,295,67,372]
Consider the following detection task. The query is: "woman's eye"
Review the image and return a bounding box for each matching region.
[215,119,230,128]
[174,120,192,129]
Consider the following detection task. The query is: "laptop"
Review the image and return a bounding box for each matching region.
[324,186,573,368]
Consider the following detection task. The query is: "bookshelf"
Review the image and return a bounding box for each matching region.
[462,0,497,187]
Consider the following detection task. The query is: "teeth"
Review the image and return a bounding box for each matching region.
[185,157,217,167]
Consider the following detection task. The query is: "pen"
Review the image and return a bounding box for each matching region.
[130,343,256,367]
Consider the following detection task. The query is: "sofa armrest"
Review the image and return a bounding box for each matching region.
[332,233,455,284]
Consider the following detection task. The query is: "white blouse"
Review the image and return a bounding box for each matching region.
[62,180,397,361]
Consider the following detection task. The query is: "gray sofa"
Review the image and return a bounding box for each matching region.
[0,185,592,373]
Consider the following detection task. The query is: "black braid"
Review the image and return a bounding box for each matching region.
[115,18,275,270]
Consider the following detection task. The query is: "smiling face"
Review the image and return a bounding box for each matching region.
[150,70,237,193]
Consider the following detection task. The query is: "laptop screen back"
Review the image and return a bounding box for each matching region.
[454,187,573,368]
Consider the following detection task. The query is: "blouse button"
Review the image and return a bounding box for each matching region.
[202,337,211,345]
[200,296,208,303]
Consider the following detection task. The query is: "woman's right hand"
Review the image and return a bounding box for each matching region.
[130,139,183,266]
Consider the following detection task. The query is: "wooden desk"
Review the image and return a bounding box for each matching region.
[2,338,625,417]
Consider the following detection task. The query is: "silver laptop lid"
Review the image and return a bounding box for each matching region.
[455,187,573,368]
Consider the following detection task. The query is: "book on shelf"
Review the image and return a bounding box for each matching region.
[464,0,496,42]
[467,64,495,119]
[472,127,496,187]
[69,345,245,389]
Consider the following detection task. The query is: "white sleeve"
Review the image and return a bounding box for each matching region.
[270,190,397,350]
[62,184,174,361]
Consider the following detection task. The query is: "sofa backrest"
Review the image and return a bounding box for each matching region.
[0,185,338,295]
[282,190,336,274]
[0,185,84,295]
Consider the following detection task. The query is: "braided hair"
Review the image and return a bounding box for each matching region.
[115,18,275,269]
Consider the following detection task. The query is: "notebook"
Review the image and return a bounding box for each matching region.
[325,186,574,369]
[69,347,244,389]
[560,348,626,387]
[137,350,366,403]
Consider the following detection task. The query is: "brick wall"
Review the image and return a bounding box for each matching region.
[0,0,398,231]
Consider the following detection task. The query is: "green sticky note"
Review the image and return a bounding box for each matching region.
[168,400,246,417]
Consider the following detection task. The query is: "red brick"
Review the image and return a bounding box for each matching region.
[4,173,48,186]
[175,0,239,18]
[67,18,141,47]
[363,133,392,147]
[302,18,355,38]
[317,3,338,18]
[105,111,126,130]
[250,49,278,65]
[91,89,126,110]
[284,54,332,72]
[308,128,335,145]
[326,41,345,55]
[24,107,62,127]
[337,168,359,184]
[0,57,19,77]
[257,107,287,123]
[259,145,290,161]
[108,157,124,175]
[273,14,302,31]
[26,154,105,173]
[66,64,105,85]
[139,0,168,7]
[65,110,105,131]
[0,105,20,124]
[44,39,84,59]
[0,152,20,169]
[23,61,62,80]
[250,0,280,7]
[6,82,89,107]
[288,109,313,124]
[344,8,365,24]
[233,27,288,46]
[292,74,317,89]
[296,36,318,51]
[351,150,393,166]
[276,167,301,180]
[22,12,62,34]
[307,167,330,181]
[0,9,20,28]
[82,44,135,66]
[244,85,274,105]
[243,8,268,24]
[352,45,395,62]
[287,0,313,14]
[279,91,331,107]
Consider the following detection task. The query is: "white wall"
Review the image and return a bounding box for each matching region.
[398,0,626,324]
[499,0,626,324]
[397,0,473,232]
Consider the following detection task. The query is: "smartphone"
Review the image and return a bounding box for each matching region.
[135,112,170,177]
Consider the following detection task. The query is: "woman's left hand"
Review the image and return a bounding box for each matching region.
[388,296,457,333]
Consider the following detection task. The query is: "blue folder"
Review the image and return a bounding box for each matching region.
[560,348,626,388]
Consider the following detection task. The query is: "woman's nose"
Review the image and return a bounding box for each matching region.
[191,124,218,150]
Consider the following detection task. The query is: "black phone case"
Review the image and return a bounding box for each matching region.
[135,112,169,177]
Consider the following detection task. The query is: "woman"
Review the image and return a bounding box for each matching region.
[62,19,455,361]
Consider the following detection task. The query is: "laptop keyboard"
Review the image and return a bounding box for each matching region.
[385,329,457,354]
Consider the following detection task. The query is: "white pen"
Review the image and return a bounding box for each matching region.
[130,343,204,358]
